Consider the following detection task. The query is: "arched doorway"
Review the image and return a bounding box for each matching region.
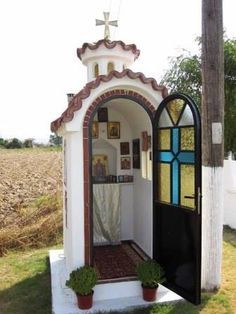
[83,89,156,277]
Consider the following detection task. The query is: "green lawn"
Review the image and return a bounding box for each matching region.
[0,227,235,314]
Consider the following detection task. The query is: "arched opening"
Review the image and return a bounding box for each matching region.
[107,62,114,73]
[94,63,99,77]
[87,92,155,281]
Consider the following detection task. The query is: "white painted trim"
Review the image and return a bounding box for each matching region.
[201,166,224,290]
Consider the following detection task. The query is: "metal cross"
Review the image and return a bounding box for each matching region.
[96,12,118,40]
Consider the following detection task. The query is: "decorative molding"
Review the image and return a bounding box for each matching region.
[77,39,140,60]
[82,88,156,264]
[51,69,168,132]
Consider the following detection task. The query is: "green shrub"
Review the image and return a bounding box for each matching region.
[136,260,165,288]
[66,266,97,296]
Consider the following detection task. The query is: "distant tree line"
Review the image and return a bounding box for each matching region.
[0,133,62,149]
[0,138,34,149]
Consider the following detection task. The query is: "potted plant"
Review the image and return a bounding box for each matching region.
[136,259,165,302]
[66,265,97,309]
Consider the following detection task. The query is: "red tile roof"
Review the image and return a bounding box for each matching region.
[77,39,140,60]
[51,69,168,132]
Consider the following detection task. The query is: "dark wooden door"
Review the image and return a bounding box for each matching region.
[153,93,201,304]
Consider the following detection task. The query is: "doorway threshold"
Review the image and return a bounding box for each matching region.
[50,249,183,314]
[93,241,149,282]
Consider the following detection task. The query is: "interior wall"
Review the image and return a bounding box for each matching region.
[92,108,134,241]
[91,100,153,254]
[131,108,153,257]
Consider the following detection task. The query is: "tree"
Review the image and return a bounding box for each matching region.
[49,133,62,146]
[5,138,23,149]
[0,138,4,146]
[161,37,236,154]
[23,138,34,148]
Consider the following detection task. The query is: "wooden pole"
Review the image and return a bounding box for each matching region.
[201,0,224,290]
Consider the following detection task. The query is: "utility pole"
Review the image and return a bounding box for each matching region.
[201,0,224,290]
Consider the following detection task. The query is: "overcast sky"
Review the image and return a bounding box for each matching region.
[0,0,235,142]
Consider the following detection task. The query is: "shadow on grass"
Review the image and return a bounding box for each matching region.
[223,225,236,247]
[95,292,232,314]
[0,257,51,314]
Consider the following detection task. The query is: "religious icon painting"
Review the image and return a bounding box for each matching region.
[92,121,99,139]
[121,157,131,170]
[107,122,120,139]
[97,107,108,122]
[92,154,109,182]
[148,135,152,149]
[132,139,140,169]
[142,131,148,151]
[120,142,130,155]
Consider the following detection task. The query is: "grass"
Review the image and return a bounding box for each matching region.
[0,247,55,314]
[0,227,235,314]
[0,193,63,256]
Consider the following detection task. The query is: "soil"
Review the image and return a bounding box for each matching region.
[0,148,62,227]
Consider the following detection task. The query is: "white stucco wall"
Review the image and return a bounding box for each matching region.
[80,43,136,81]
[223,159,236,229]
[132,106,153,257]
[63,131,85,273]
[60,77,163,272]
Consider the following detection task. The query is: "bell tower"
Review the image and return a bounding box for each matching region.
[76,12,140,82]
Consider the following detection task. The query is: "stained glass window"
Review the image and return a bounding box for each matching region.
[157,162,171,203]
[180,164,195,209]
[156,98,195,210]
[166,99,185,125]
[181,127,195,150]
[158,129,170,150]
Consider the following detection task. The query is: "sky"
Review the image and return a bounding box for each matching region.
[0,0,235,143]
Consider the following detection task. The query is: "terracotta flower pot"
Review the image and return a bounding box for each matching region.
[76,291,94,309]
[142,284,158,302]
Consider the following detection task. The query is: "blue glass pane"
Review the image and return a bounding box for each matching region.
[157,152,174,162]
[172,159,179,205]
[172,128,179,154]
[178,152,195,164]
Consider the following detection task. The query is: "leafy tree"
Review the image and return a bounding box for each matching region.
[5,138,23,149]
[161,38,236,154]
[49,133,62,146]
[23,138,34,148]
[0,138,4,146]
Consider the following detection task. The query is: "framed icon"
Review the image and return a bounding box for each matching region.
[142,131,148,151]
[121,157,131,170]
[107,122,120,139]
[120,142,130,155]
[92,121,99,139]
[92,154,109,182]
[132,139,140,169]
[98,107,108,122]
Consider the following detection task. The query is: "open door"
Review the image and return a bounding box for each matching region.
[153,93,201,304]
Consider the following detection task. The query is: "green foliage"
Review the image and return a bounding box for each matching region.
[161,37,236,154]
[0,138,4,146]
[136,260,165,288]
[66,266,97,296]
[5,138,23,149]
[49,133,62,146]
[23,138,34,148]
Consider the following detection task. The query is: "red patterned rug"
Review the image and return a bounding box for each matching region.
[93,243,144,280]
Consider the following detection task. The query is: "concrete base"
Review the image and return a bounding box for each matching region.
[50,249,182,314]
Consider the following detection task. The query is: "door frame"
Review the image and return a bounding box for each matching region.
[86,90,155,266]
[152,93,202,304]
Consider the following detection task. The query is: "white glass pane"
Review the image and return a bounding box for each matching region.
[158,108,173,128]
[178,104,194,126]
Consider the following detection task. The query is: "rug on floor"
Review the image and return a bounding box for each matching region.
[93,243,144,280]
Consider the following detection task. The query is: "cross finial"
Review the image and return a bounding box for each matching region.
[96,12,118,40]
